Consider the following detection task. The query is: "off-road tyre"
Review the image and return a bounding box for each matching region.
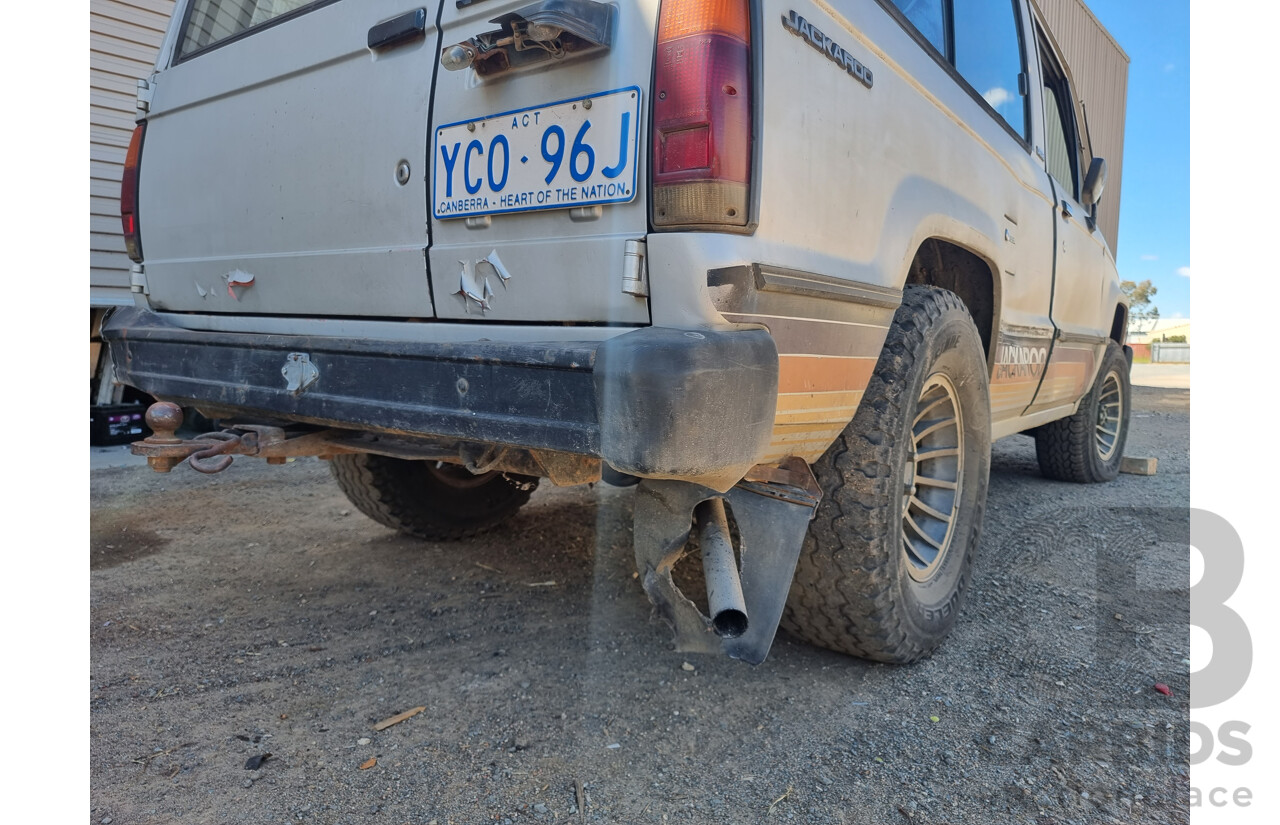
[329,454,538,541]
[1034,340,1130,483]
[781,286,992,663]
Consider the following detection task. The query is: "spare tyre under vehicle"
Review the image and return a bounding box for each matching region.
[330,454,538,541]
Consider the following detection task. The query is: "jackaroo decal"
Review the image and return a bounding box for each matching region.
[782,10,874,89]
[990,332,1053,417]
[994,342,1048,381]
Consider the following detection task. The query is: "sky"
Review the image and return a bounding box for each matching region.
[1084,0,1191,319]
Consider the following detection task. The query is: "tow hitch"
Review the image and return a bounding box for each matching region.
[633,458,822,665]
[130,402,357,474]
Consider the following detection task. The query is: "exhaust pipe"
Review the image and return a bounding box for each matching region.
[694,499,749,638]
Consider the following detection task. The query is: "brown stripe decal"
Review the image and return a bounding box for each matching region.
[777,355,876,394]
[721,312,888,464]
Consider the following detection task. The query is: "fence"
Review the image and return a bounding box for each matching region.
[1151,342,1190,364]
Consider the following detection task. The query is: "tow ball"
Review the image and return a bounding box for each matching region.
[130,402,352,474]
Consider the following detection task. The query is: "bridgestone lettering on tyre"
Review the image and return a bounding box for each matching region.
[330,455,537,541]
[1034,340,1131,483]
[782,286,992,663]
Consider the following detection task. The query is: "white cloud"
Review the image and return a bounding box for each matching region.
[983,87,1011,109]
[1140,254,1159,261]
[1177,266,1191,278]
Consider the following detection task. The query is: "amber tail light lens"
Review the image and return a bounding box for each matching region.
[651,0,752,228]
[121,122,146,263]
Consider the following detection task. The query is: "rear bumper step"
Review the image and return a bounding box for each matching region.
[102,308,779,488]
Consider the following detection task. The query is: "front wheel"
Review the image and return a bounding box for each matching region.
[330,454,538,541]
[1034,340,1131,483]
[782,286,992,663]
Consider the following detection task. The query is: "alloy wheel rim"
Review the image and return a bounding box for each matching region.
[1095,370,1124,461]
[901,374,964,583]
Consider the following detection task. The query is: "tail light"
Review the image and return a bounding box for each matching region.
[121,122,146,263]
[651,0,753,228]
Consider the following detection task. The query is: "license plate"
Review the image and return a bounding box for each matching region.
[433,87,641,220]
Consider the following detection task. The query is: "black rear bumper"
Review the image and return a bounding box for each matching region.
[102,308,779,485]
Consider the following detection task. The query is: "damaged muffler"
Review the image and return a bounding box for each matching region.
[633,458,823,665]
[694,498,748,639]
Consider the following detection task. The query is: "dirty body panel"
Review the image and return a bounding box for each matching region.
[139,0,449,319]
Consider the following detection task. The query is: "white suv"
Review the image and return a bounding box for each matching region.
[107,0,1131,665]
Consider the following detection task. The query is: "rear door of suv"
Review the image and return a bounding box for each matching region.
[139,0,443,318]
[140,0,656,326]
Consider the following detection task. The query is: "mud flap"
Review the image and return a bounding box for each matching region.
[632,462,821,665]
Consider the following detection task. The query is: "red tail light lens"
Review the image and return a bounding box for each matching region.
[121,122,146,263]
[651,0,752,228]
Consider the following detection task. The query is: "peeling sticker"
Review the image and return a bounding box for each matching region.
[196,283,208,298]
[281,352,319,396]
[224,269,255,300]
[453,260,489,313]
[478,249,513,286]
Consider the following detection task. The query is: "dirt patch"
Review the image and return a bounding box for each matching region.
[91,389,1190,824]
[90,512,170,570]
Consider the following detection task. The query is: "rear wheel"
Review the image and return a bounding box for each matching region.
[782,286,992,663]
[1034,340,1131,483]
[330,454,537,541]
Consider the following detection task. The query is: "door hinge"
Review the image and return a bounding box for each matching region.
[622,239,648,297]
[130,264,149,295]
[136,78,154,117]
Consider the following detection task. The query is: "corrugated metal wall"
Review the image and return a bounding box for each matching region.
[1035,0,1130,254]
[90,0,176,306]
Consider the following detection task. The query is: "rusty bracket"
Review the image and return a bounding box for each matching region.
[739,456,823,508]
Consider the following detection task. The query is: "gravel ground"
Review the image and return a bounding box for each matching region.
[90,386,1190,824]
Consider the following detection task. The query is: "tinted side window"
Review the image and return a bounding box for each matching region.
[890,0,948,55]
[181,0,319,57]
[952,0,1027,137]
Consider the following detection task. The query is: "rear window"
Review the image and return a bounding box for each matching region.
[179,0,326,58]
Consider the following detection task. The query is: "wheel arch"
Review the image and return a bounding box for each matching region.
[902,237,1002,375]
[1110,303,1128,345]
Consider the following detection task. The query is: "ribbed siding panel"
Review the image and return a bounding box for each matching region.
[1035,0,1130,254]
[89,0,178,302]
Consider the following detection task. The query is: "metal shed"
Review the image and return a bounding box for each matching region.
[1035,0,1131,254]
